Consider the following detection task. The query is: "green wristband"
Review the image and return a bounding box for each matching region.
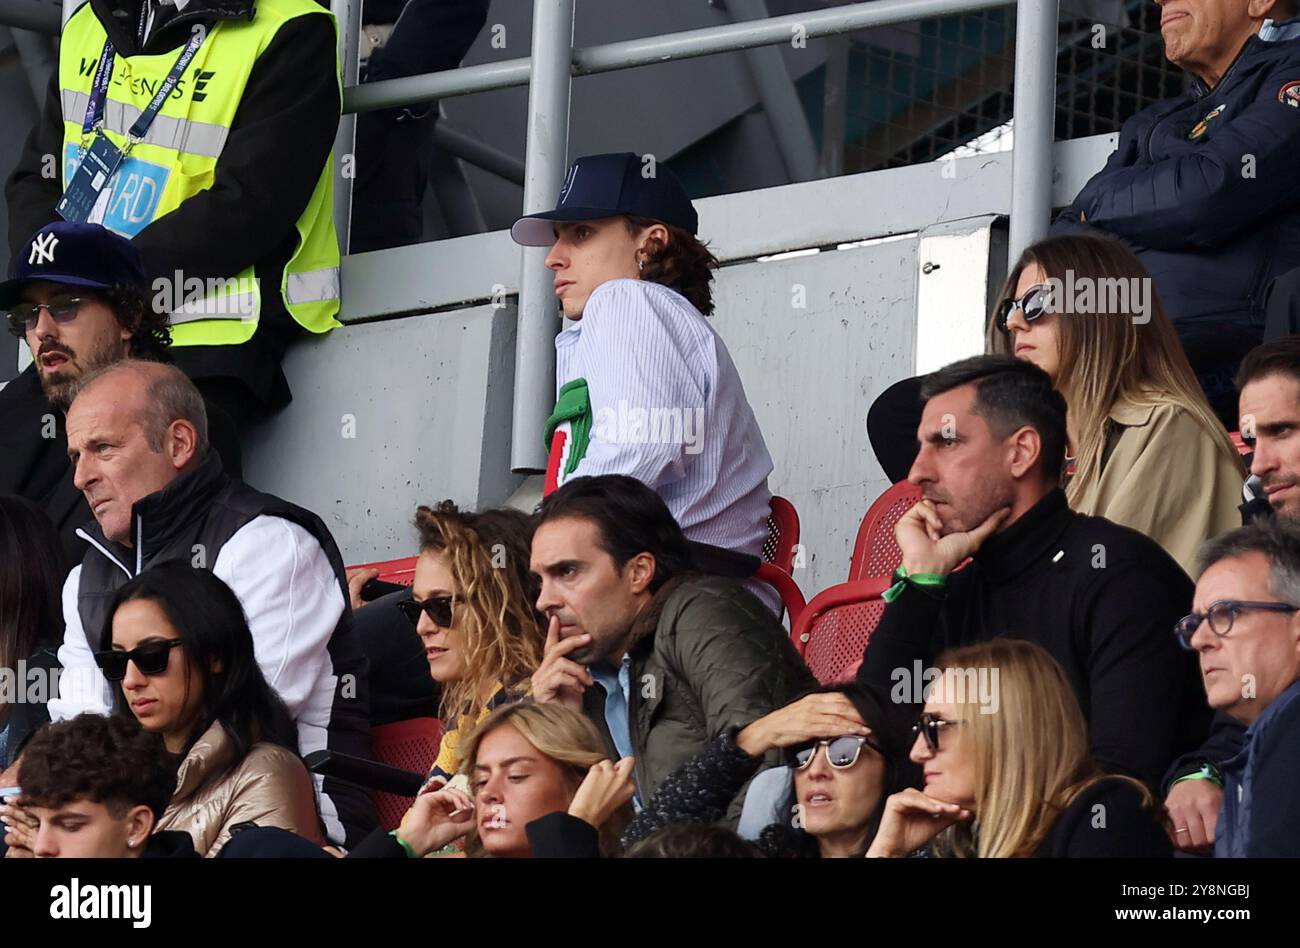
[881,565,948,603]
[389,830,419,858]
[1171,763,1224,790]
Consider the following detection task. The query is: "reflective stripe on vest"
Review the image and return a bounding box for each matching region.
[286,267,341,306]
[57,0,343,347]
[61,89,230,158]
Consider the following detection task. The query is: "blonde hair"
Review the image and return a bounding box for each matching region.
[930,638,1157,858]
[414,503,545,722]
[458,703,630,856]
[987,234,1242,505]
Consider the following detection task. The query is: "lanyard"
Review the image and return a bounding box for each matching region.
[79,25,207,147]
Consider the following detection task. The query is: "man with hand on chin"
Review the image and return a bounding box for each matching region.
[856,355,1208,788]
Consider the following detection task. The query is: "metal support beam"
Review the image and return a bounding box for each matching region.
[345,0,1015,115]
[510,0,573,473]
[332,0,361,255]
[9,25,53,108]
[0,1,57,34]
[726,0,819,183]
[1008,0,1058,260]
[432,121,526,186]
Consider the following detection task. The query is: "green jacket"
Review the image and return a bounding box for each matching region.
[582,574,816,822]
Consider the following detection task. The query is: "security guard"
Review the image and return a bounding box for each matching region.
[6,0,344,428]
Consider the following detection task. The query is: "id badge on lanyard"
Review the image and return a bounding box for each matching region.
[56,27,207,225]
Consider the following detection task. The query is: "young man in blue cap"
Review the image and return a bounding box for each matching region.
[510,152,775,561]
[0,221,238,562]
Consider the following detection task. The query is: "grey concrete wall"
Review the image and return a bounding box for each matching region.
[241,303,523,564]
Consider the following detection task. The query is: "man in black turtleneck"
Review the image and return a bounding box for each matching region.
[857,355,1209,788]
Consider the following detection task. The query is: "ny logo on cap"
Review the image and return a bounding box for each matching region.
[29,232,59,266]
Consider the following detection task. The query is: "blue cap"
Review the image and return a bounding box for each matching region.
[0,222,146,309]
[510,152,699,247]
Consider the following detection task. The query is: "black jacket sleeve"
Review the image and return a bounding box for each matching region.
[1045,781,1172,858]
[129,14,342,287]
[1067,60,1300,251]
[621,730,764,846]
[1245,694,1300,857]
[1161,711,1246,794]
[5,63,63,249]
[525,812,601,859]
[343,827,409,858]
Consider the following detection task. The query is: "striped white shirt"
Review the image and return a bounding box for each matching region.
[554,278,774,557]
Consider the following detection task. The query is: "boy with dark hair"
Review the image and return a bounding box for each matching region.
[2,714,196,858]
[512,153,775,561]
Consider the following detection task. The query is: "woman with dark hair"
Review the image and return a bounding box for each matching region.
[95,561,321,856]
[0,494,65,774]
[617,682,918,858]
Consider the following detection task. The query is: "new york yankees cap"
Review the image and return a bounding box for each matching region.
[0,222,146,310]
[510,152,699,247]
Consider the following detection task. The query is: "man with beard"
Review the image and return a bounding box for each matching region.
[0,222,239,563]
[855,355,1209,788]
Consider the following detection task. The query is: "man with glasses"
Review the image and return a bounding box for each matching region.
[0,222,239,563]
[855,354,1209,788]
[1164,335,1300,850]
[1171,520,1300,855]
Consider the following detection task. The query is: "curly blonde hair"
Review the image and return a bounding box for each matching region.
[413,502,545,723]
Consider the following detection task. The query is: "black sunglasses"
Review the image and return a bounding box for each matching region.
[5,297,92,337]
[997,283,1054,331]
[792,734,879,771]
[912,712,964,752]
[395,595,455,629]
[93,640,184,682]
[1173,599,1298,650]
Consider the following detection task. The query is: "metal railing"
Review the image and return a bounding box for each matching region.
[332,0,1059,472]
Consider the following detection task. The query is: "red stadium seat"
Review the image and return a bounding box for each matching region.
[762,495,800,571]
[367,717,444,831]
[352,556,419,586]
[1229,431,1251,457]
[849,480,922,581]
[792,577,893,683]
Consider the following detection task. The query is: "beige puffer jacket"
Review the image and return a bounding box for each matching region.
[156,721,323,857]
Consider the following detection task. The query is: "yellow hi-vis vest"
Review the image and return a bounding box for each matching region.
[57,0,342,346]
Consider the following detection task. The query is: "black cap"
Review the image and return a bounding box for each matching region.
[0,222,146,310]
[510,152,698,247]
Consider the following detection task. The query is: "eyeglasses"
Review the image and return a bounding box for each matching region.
[1173,599,1298,651]
[912,712,964,752]
[5,298,93,337]
[997,284,1054,332]
[395,595,456,629]
[792,735,878,771]
[93,640,184,681]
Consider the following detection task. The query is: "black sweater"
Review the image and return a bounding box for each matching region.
[1034,778,1172,858]
[857,489,1209,788]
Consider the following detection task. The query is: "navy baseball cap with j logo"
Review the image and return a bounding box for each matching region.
[510,152,699,247]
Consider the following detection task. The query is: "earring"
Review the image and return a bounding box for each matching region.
[127,838,138,848]
[637,256,645,272]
